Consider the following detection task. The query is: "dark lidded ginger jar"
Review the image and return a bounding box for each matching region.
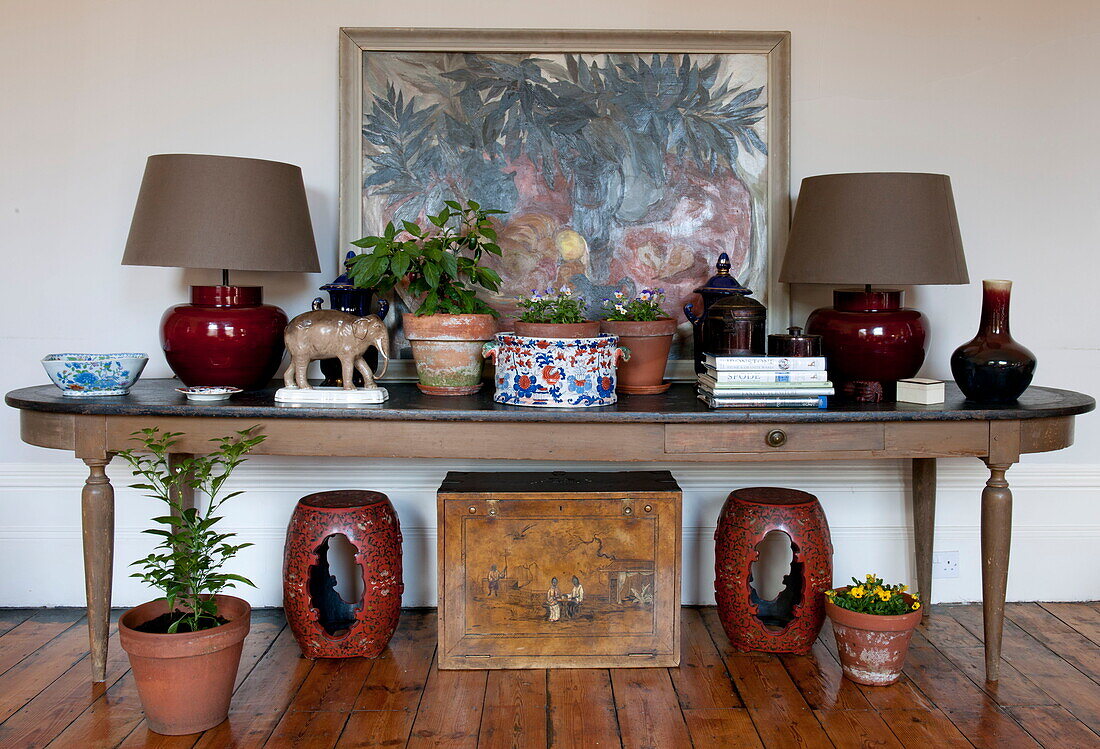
[685,252,755,372]
[702,291,767,358]
[950,279,1036,403]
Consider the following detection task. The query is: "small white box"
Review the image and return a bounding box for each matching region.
[896,378,945,405]
[274,385,388,405]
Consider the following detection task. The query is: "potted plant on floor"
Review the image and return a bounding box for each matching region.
[347,200,504,395]
[514,286,600,338]
[825,573,923,686]
[599,288,677,394]
[117,426,265,735]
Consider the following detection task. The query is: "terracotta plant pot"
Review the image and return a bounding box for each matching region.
[825,594,922,686]
[599,318,676,394]
[118,595,251,735]
[513,321,601,338]
[403,313,497,395]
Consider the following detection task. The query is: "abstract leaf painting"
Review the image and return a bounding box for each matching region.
[341,30,790,364]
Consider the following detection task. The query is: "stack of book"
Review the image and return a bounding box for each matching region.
[698,353,833,408]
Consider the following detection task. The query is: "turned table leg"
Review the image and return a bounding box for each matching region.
[81,457,115,682]
[981,460,1014,682]
[911,458,936,617]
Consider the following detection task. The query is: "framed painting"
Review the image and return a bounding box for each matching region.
[339,28,790,379]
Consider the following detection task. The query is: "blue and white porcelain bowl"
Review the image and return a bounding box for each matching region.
[41,353,149,396]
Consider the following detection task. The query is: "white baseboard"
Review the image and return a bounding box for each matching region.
[0,459,1097,607]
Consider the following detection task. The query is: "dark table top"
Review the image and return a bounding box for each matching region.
[5,380,1094,424]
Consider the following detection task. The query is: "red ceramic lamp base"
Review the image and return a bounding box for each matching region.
[161,286,287,390]
[806,289,927,403]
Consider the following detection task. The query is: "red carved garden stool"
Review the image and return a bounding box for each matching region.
[283,490,403,658]
[714,487,832,654]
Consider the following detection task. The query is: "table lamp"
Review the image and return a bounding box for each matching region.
[122,154,320,390]
[779,173,969,402]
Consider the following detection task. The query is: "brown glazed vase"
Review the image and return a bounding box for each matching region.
[402,313,497,395]
[118,595,251,735]
[513,321,601,338]
[825,594,922,686]
[599,318,676,394]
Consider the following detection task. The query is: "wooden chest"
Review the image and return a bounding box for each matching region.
[437,470,681,669]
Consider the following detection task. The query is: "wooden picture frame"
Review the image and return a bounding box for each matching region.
[339,28,791,381]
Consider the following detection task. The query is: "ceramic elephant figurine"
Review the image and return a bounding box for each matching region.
[283,305,389,391]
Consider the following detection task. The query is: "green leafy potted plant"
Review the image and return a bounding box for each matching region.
[825,573,923,686]
[514,286,599,338]
[599,288,677,394]
[348,200,504,395]
[117,427,265,735]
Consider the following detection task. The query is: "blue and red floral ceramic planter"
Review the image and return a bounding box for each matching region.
[483,334,629,408]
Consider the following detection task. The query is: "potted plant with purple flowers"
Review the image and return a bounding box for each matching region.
[599,288,677,394]
[514,286,599,338]
[484,285,628,407]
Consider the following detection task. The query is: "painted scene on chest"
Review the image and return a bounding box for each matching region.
[360,50,770,357]
[462,515,657,635]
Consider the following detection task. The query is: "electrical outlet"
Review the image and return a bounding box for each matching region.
[932,551,960,579]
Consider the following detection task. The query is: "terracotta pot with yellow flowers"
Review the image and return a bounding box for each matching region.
[824,574,923,686]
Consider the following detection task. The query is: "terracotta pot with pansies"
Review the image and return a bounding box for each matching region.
[599,318,676,394]
[598,288,676,394]
[512,286,597,340]
[825,575,923,686]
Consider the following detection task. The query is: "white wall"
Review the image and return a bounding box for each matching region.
[1,0,1097,607]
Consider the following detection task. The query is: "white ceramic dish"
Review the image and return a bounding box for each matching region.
[42,353,148,396]
[176,386,242,402]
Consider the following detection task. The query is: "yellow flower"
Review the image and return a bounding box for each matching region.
[899,584,909,593]
[850,586,865,599]
[878,590,892,601]
[912,601,922,610]
[824,589,836,598]
[866,574,875,582]
[911,592,920,599]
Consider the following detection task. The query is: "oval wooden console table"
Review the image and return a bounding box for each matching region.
[6,379,1093,683]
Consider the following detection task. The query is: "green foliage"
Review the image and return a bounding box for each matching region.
[347,199,506,317]
[827,574,920,616]
[361,53,769,212]
[600,287,668,322]
[117,427,266,633]
[516,286,589,324]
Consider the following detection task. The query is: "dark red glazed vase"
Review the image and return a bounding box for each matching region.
[161,286,287,390]
[950,280,1036,403]
[805,289,926,402]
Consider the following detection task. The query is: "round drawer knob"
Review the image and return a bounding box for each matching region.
[468,506,477,514]
[766,429,787,447]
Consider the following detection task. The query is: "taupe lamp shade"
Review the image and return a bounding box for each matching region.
[779,173,968,285]
[122,154,320,273]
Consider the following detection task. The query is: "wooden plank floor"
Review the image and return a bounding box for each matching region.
[0,604,1097,748]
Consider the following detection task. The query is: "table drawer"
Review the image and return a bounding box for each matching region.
[665,423,884,454]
